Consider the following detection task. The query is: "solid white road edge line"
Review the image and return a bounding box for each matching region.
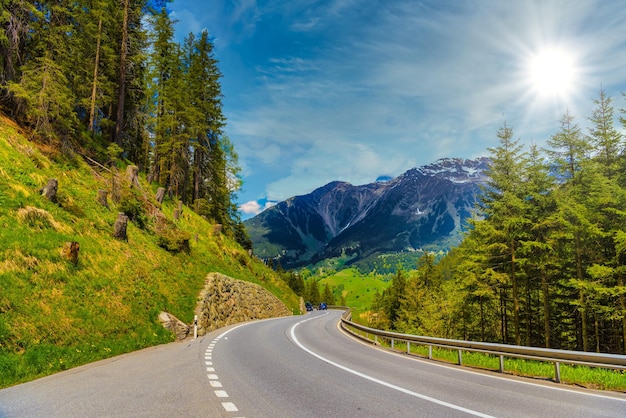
[290,316,495,418]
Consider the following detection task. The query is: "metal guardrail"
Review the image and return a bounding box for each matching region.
[336,307,626,383]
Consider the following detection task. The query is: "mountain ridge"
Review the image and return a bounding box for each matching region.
[245,157,490,268]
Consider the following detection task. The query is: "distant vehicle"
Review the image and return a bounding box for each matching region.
[318,302,327,310]
[305,302,313,312]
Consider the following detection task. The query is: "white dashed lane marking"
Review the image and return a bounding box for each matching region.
[222,402,239,412]
[215,390,229,398]
[204,324,247,416]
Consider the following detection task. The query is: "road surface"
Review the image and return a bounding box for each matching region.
[1,310,625,417]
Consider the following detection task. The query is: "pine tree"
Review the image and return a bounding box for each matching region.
[480,122,529,345]
[520,144,558,347]
[322,283,334,304]
[586,89,626,353]
[546,111,599,351]
[457,219,507,342]
[7,1,78,144]
[146,7,176,186]
[0,0,35,90]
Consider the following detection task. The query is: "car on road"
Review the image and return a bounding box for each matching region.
[318,302,327,310]
[305,302,313,311]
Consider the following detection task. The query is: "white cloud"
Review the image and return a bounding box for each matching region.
[239,199,276,216]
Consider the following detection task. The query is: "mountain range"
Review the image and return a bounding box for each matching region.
[244,157,490,269]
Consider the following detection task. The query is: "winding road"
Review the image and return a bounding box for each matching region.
[1,309,625,417]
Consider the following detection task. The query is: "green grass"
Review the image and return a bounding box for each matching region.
[317,268,391,317]
[0,116,299,388]
[350,330,626,391]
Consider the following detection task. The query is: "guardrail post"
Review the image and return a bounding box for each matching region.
[428,345,432,359]
[391,339,395,350]
[374,335,378,345]
[554,361,561,383]
[458,350,463,366]
[407,341,411,354]
[499,355,504,373]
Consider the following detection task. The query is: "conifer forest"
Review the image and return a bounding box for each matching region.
[0,0,250,246]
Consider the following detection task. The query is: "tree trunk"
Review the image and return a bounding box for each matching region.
[541,270,550,348]
[511,240,520,346]
[575,231,588,351]
[88,15,102,132]
[114,0,129,146]
[580,291,589,351]
[111,173,120,203]
[500,288,508,344]
[594,314,600,353]
[619,274,626,354]
[40,178,58,203]
[113,212,129,240]
[479,296,485,342]
[97,189,109,208]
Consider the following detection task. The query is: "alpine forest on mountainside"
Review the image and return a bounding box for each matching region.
[370,92,626,355]
[0,0,250,248]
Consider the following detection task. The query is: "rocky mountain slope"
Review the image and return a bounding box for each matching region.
[245,157,490,268]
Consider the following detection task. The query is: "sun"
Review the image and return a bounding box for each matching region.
[528,48,577,100]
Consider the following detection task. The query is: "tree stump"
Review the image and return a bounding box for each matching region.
[153,209,167,233]
[97,189,109,209]
[126,165,140,188]
[113,212,129,240]
[40,178,58,203]
[212,224,222,236]
[155,187,165,204]
[62,241,80,265]
[173,200,183,220]
[111,175,120,203]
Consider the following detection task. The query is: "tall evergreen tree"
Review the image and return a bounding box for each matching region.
[545,111,596,351]
[7,1,78,145]
[480,122,529,345]
[520,143,558,347]
[586,89,626,353]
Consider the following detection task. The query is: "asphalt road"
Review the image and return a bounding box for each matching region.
[1,309,625,417]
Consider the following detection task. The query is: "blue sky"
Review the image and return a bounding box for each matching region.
[169,0,626,219]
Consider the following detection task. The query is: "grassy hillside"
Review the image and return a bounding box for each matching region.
[317,268,390,319]
[0,115,299,388]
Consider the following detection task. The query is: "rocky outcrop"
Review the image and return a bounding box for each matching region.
[194,273,291,336]
[158,311,190,340]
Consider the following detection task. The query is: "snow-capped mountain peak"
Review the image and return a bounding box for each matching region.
[414,157,490,184]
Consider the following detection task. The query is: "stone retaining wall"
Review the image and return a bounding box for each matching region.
[193,272,291,336]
